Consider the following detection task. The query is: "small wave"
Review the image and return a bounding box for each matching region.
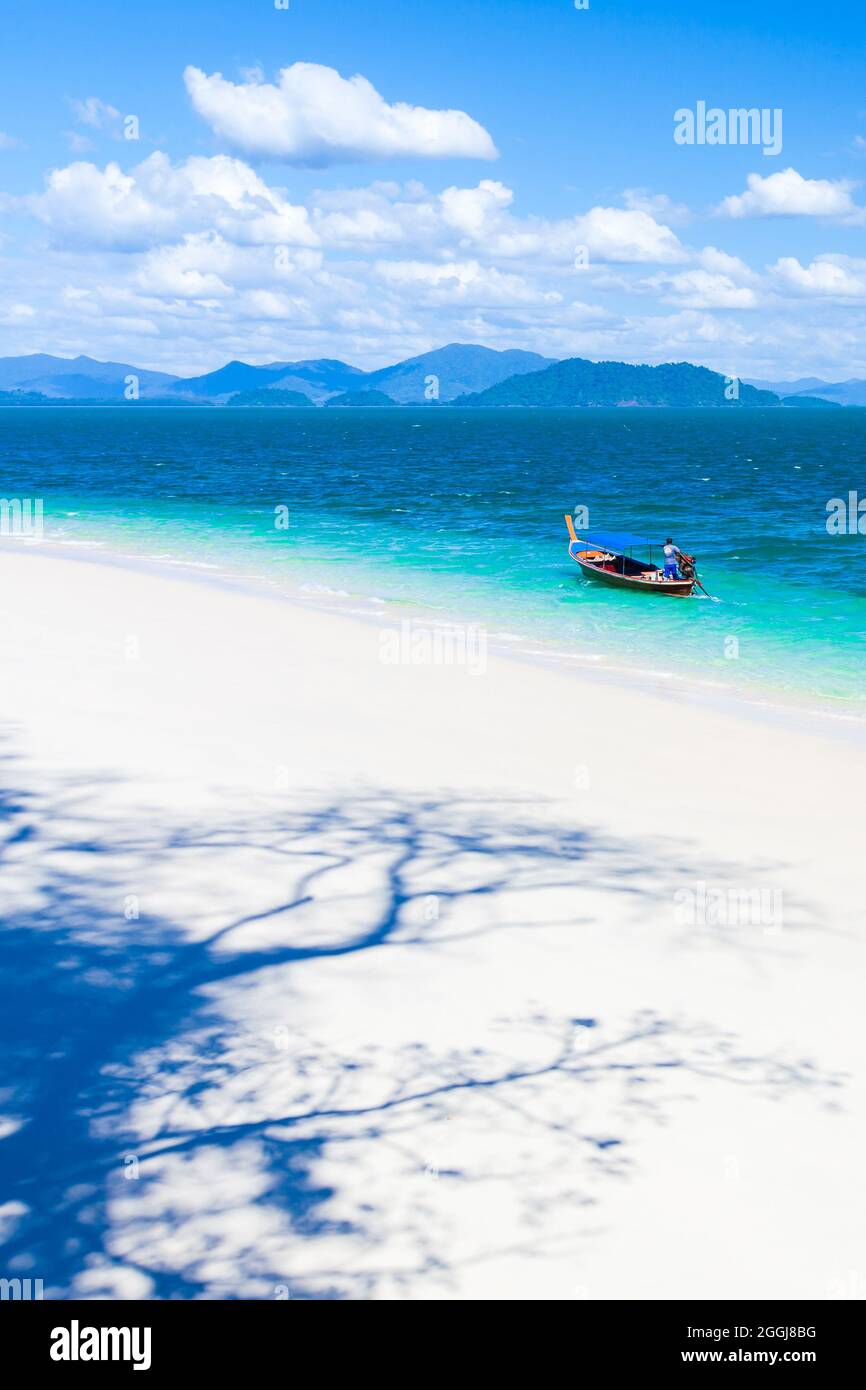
[300,582,352,597]
[162,558,221,570]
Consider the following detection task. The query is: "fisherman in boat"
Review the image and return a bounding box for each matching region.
[662,537,683,581]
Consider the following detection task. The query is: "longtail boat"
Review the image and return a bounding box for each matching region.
[564,515,697,597]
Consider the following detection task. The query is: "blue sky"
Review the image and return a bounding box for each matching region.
[1,0,865,377]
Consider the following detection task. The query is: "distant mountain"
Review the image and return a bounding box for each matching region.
[22,372,155,400]
[225,388,313,408]
[363,343,554,403]
[268,359,366,401]
[0,353,179,399]
[178,344,554,405]
[793,379,866,407]
[780,394,842,409]
[9,347,862,408]
[171,357,365,403]
[457,358,779,408]
[324,389,396,408]
[171,360,287,399]
[0,353,78,388]
[745,376,830,395]
[746,375,866,406]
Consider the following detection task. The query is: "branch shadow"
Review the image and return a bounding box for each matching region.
[0,758,842,1299]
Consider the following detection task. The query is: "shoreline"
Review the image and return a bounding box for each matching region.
[4,532,865,745]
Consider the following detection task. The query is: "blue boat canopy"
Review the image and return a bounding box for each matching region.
[576,529,661,552]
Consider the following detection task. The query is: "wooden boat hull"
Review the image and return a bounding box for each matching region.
[571,548,695,597]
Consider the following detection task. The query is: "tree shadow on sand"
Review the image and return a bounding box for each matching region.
[0,762,842,1299]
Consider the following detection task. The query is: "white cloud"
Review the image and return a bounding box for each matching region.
[646,268,758,309]
[25,152,317,251]
[134,233,325,299]
[572,207,685,264]
[374,258,561,307]
[769,255,866,299]
[134,233,236,298]
[8,238,866,379]
[183,63,498,166]
[0,131,20,150]
[311,183,438,247]
[622,188,691,224]
[63,131,94,154]
[718,168,858,218]
[0,303,36,322]
[70,97,121,131]
[436,182,685,265]
[641,247,760,309]
[41,165,679,273]
[440,179,513,236]
[697,246,758,281]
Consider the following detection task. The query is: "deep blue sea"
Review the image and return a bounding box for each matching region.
[1,406,864,714]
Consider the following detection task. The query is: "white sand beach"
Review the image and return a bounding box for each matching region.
[0,542,864,1301]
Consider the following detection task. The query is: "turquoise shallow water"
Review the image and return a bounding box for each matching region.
[1,405,864,713]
